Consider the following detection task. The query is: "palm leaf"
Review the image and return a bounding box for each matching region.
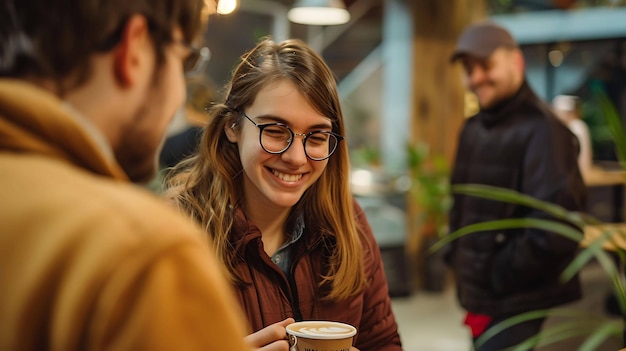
[474,310,551,349]
[514,322,591,350]
[453,184,588,228]
[561,232,606,281]
[475,310,590,349]
[578,321,624,351]
[592,85,626,166]
[475,309,620,350]
[428,218,584,254]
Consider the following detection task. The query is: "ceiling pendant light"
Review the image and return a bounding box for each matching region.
[287,0,350,26]
[216,0,238,15]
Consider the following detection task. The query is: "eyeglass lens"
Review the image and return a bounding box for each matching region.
[260,125,338,160]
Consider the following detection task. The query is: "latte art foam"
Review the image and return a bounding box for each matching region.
[286,321,357,340]
[296,326,353,337]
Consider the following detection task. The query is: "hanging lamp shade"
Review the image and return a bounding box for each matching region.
[287,0,350,26]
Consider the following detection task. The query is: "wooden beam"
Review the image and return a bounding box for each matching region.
[406,0,487,289]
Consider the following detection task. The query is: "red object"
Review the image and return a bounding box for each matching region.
[464,312,493,338]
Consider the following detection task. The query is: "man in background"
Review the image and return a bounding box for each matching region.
[0,0,252,350]
[446,21,587,350]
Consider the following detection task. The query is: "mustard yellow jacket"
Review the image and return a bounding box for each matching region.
[0,80,251,351]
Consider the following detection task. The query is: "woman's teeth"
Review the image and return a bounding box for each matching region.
[272,170,303,182]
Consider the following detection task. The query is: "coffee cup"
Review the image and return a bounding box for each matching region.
[286,320,357,351]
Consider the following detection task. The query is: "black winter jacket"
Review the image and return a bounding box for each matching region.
[447,81,587,316]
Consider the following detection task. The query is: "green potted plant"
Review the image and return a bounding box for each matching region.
[406,142,452,291]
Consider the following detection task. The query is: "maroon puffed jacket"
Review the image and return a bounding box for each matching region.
[229,201,403,351]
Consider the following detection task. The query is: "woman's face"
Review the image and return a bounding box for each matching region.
[226,80,331,211]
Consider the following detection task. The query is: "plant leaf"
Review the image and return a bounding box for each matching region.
[428,218,583,254]
[579,321,623,351]
[561,234,606,281]
[592,85,626,166]
[452,184,590,228]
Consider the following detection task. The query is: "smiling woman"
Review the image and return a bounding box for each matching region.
[163,37,403,351]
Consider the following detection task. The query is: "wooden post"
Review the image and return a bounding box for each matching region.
[406,0,487,289]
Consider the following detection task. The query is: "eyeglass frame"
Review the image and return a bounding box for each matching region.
[239,110,344,161]
[96,20,209,76]
[181,44,210,76]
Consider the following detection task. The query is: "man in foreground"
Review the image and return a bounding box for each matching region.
[0,1,252,350]
[446,21,587,350]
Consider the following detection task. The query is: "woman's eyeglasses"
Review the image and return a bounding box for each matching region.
[240,110,344,161]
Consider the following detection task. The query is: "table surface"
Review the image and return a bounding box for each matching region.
[582,223,626,251]
[584,166,625,187]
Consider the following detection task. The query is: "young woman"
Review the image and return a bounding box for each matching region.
[165,37,402,351]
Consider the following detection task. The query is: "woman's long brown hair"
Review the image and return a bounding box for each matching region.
[164,37,365,300]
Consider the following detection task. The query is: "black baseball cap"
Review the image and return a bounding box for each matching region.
[450,22,518,62]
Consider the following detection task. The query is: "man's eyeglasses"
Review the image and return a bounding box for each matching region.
[241,111,344,161]
[181,44,210,76]
[97,28,210,77]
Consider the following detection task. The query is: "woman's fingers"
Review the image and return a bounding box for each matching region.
[245,318,295,350]
[253,340,290,351]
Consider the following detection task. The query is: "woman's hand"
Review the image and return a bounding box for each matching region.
[244,318,295,351]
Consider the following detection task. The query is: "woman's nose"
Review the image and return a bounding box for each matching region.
[280,135,308,166]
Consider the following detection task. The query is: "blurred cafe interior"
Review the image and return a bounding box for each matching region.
[160,0,626,349]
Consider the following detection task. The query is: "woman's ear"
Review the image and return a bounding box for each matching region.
[224,122,238,143]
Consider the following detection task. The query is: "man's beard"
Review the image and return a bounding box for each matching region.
[115,104,163,184]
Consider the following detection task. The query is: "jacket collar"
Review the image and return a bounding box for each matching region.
[0,79,128,180]
[478,80,535,128]
[230,207,319,256]
[232,207,262,245]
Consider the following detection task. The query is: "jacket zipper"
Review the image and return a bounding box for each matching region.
[285,237,322,322]
[262,245,304,321]
[287,266,303,321]
[262,233,323,322]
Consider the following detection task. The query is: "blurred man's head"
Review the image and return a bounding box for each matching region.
[451,22,525,110]
[0,0,212,182]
